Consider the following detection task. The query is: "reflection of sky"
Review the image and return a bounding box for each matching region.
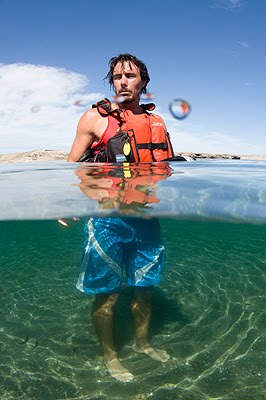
[1,160,266,224]
[0,1,265,155]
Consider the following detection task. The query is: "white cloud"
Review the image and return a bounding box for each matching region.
[0,63,104,153]
[235,40,249,48]
[162,113,261,155]
[210,0,243,11]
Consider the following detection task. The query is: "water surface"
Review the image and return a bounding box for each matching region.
[0,160,265,399]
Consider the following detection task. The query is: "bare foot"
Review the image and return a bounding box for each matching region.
[133,344,170,362]
[106,358,134,382]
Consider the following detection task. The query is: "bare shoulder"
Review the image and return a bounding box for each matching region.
[77,107,107,139]
[77,107,99,130]
[68,108,107,162]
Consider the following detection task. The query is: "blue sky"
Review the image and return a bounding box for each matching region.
[0,0,265,154]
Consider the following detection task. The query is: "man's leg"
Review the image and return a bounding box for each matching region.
[92,293,134,382]
[131,287,170,362]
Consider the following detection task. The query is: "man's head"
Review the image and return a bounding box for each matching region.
[105,53,150,96]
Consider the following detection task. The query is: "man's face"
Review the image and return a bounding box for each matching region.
[112,61,145,103]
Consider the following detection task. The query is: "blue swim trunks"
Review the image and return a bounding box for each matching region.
[76,217,165,294]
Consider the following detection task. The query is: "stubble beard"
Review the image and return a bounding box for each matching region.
[122,97,134,104]
[118,92,141,105]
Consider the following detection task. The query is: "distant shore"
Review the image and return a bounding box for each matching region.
[0,149,265,163]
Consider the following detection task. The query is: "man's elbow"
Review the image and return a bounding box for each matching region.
[67,154,77,162]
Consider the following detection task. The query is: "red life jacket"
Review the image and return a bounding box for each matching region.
[79,98,174,163]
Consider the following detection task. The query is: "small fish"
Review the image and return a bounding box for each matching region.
[58,219,69,227]
[17,334,29,344]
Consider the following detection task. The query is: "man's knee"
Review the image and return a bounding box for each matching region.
[93,293,120,319]
[131,287,153,312]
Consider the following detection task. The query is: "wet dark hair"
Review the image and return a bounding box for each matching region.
[105,53,150,94]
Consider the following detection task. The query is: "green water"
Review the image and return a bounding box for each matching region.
[0,219,265,400]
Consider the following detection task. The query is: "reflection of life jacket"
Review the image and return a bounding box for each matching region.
[79,98,174,163]
[78,163,172,209]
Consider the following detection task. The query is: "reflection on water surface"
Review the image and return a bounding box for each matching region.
[0,159,266,223]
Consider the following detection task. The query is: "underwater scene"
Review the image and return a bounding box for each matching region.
[0,160,265,399]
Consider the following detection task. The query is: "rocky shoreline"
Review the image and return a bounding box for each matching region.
[0,150,68,163]
[0,149,265,163]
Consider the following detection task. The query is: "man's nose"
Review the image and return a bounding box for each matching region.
[121,75,128,86]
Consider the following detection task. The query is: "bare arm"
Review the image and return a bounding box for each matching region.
[67,109,102,162]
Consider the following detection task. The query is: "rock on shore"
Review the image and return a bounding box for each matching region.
[176,152,266,160]
[175,152,241,160]
[0,150,69,163]
[0,149,265,163]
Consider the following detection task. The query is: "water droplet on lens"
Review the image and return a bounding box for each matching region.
[141,93,154,102]
[169,99,191,119]
[112,95,126,104]
[74,99,90,107]
[31,105,40,113]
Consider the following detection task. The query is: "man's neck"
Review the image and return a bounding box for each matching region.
[119,98,143,114]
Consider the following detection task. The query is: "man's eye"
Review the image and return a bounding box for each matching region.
[113,75,121,80]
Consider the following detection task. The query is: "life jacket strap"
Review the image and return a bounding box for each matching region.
[140,103,156,112]
[92,98,122,121]
[137,142,169,150]
[93,98,155,115]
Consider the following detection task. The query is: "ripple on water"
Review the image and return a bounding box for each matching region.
[0,219,265,399]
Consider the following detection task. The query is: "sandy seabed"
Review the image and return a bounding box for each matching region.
[0,219,265,400]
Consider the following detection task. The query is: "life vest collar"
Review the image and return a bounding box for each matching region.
[92,98,156,120]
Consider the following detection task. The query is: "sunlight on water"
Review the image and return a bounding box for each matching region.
[0,219,265,399]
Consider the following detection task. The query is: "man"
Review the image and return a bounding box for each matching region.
[68,54,172,382]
